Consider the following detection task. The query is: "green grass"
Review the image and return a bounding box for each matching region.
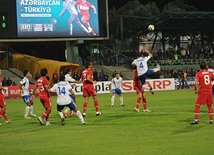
[1,90,214,155]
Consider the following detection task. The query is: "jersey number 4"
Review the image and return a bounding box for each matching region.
[58,87,66,95]
[139,62,144,69]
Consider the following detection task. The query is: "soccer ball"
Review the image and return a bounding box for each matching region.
[148,24,155,31]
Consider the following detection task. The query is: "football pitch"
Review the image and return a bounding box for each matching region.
[1,90,214,155]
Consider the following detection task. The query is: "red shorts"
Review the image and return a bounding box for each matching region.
[39,95,51,108]
[0,94,6,107]
[81,13,90,22]
[134,86,144,95]
[196,91,213,105]
[83,84,96,97]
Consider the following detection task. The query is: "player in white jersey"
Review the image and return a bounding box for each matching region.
[109,73,124,107]
[207,63,214,96]
[60,0,89,35]
[18,70,36,119]
[63,68,82,117]
[49,74,86,125]
[132,49,160,94]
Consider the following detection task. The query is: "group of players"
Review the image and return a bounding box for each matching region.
[0,47,213,126]
[59,0,97,36]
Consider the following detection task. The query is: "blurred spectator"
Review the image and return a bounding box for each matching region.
[99,70,106,81]
[52,70,58,84]
[6,77,12,86]
[2,77,7,86]
[93,69,98,81]
[12,82,16,86]
[112,71,116,78]
[73,71,80,81]
[120,72,123,78]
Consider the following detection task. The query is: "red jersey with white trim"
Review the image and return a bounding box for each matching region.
[76,0,92,16]
[132,69,142,88]
[81,68,93,85]
[195,69,214,93]
[35,76,50,97]
[0,77,3,95]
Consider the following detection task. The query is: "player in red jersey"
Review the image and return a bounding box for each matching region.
[81,62,101,117]
[0,69,11,126]
[190,62,214,124]
[76,0,97,35]
[32,68,52,126]
[133,69,150,113]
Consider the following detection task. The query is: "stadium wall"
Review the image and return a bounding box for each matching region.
[3,79,175,99]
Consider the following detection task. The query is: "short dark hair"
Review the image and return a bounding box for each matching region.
[23,70,29,76]
[59,74,65,81]
[200,62,207,69]
[137,52,143,57]
[85,62,91,68]
[40,68,48,76]
[63,67,71,75]
[142,52,149,57]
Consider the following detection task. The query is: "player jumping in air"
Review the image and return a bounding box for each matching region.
[109,73,124,107]
[32,68,52,126]
[133,68,150,112]
[0,69,11,126]
[60,0,89,35]
[190,62,214,124]
[49,74,86,125]
[76,0,97,35]
[81,62,102,117]
[132,48,160,94]
[18,70,36,119]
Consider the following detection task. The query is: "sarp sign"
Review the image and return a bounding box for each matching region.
[3,78,175,99]
[72,78,175,95]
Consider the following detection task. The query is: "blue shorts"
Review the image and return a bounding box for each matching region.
[112,88,122,95]
[139,69,154,85]
[22,95,31,104]
[57,102,77,112]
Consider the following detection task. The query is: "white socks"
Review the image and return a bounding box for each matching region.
[120,96,124,105]
[142,85,150,90]
[111,95,115,106]
[25,106,30,117]
[30,106,33,115]
[70,24,73,35]
[58,111,64,119]
[76,110,85,124]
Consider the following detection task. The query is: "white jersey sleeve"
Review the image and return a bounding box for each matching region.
[19,77,30,96]
[65,74,75,83]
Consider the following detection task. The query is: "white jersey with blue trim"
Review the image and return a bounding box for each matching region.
[50,81,73,105]
[132,56,151,76]
[111,77,123,89]
[19,77,30,96]
[62,0,78,15]
[65,74,75,83]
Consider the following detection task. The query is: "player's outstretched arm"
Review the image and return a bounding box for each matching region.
[91,5,97,14]
[143,48,153,58]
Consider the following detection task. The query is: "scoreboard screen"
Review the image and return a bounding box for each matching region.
[0,0,108,41]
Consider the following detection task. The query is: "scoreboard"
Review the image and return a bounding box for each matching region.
[0,0,108,41]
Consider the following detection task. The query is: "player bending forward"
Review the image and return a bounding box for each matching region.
[81,62,102,117]
[190,62,214,124]
[19,70,36,119]
[32,68,52,126]
[133,69,150,112]
[49,74,86,125]
[132,49,160,94]
[109,73,124,107]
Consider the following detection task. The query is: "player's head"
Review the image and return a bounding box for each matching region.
[116,73,120,79]
[142,52,149,57]
[199,62,207,70]
[85,62,93,69]
[59,74,65,81]
[23,70,32,78]
[64,67,71,75]
[40,68,48,76]
[137,51,143,58]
